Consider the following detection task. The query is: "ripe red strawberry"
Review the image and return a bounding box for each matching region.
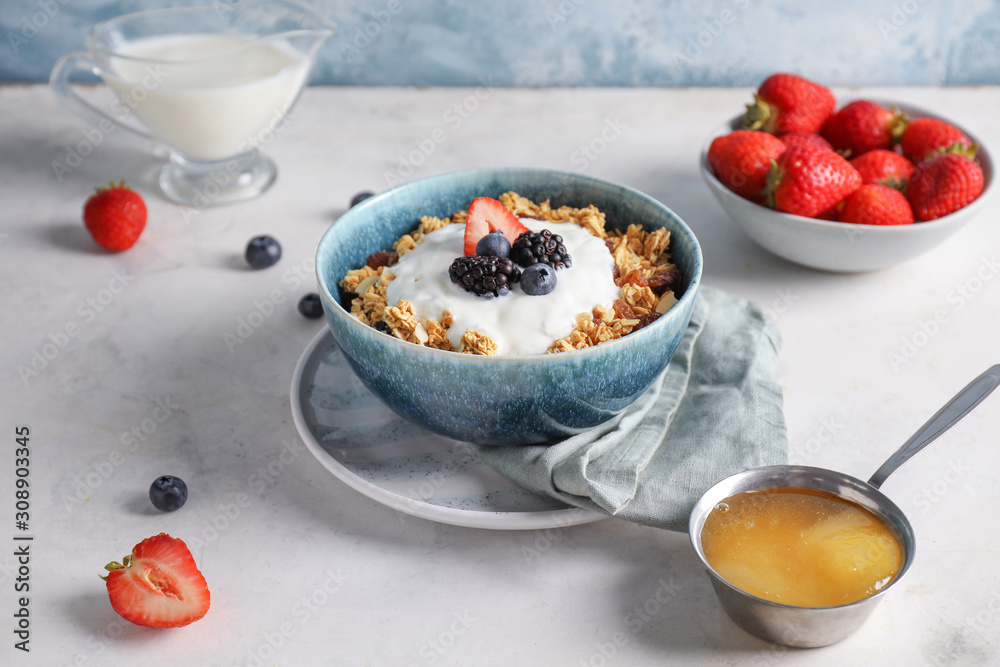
[464,197,529,256]
[707,130,786,204]
[820,100,905,158]
[102,534,210,628]
[850,149,915,191]
[776,131,833,152]
[906,153,984,221]
[839,184,914,226]
[743,73,835,135]
[765,144,862,218]
[83,181,147,251]
[900,117,976,163]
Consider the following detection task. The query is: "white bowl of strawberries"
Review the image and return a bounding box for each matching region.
[701,73,993,272]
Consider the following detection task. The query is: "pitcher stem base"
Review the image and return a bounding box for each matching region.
[159,152,277,208]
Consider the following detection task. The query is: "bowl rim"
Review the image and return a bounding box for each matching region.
[316,166,704,361]
[688,464,917,612]
[700,98,995,234]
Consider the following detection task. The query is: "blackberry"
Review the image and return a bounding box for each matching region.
[510,229,572,270]
[448,255,520,298]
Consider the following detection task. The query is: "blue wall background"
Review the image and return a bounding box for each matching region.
[4,0,1000,86]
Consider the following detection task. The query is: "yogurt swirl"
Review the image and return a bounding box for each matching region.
[384,219,619,355]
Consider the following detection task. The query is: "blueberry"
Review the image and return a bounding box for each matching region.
[149,475,188,512]
[350,191,375,208]
[245,235,281,269]
[298,293,324,319]
[476,230,511,258]
[520,263,556,296]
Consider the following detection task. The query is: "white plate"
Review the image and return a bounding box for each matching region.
[290,327,606,530]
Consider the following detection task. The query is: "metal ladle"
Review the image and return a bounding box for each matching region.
[689,364,1000,648]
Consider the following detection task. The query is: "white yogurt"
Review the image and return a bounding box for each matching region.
[384,220,619,356]
[106,34,311,161]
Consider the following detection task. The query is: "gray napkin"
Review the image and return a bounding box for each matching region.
[470,287,787,532]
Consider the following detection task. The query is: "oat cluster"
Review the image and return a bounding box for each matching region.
[339,192,681,356]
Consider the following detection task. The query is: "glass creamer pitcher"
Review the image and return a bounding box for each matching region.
[50,0,334,207]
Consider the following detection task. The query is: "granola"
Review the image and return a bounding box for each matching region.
[340,192,681,355]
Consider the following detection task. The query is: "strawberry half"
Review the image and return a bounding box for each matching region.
[102,534,210,628]
[463,197,529,256]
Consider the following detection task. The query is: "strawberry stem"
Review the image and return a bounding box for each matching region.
[941,141,979,160]
[764,158,782,209]
[888,107,908,144]
[104,554,132,573]
[95,179,128,195]
[743,94,772,132]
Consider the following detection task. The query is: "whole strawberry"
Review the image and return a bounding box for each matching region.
[765,144,862,218]
[743,73,835,135]
[839,184,914,226]
[83,181,147,251]
[900,117,976,163]
[707,130,786,204]
[850,149,915,191]
[820,100,905,158]
[776,131,833,152]
[906,153,984,221]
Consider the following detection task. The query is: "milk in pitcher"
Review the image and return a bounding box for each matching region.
[106,34,310,161]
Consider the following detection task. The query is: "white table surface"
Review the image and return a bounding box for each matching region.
[2,83,999,667]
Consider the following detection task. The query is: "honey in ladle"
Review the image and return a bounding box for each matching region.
[700,487,903,607]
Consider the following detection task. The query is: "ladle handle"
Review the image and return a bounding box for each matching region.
[868,364,1000,489]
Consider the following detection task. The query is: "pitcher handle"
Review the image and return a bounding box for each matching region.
[49,52,156,143]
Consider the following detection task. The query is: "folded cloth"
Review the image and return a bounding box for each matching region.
[469,286,787,532]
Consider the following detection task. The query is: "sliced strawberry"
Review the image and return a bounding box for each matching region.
[463,197,529,256]
[103,534,210,628]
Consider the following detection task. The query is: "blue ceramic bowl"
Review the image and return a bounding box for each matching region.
[315,168,703,445]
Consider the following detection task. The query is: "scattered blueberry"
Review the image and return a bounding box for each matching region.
[298,293,324,319]
[350,191,375,208]
[245,235,281,269]
[520,263,556,296]
[149,475,188,512]
[475,230,511,258]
